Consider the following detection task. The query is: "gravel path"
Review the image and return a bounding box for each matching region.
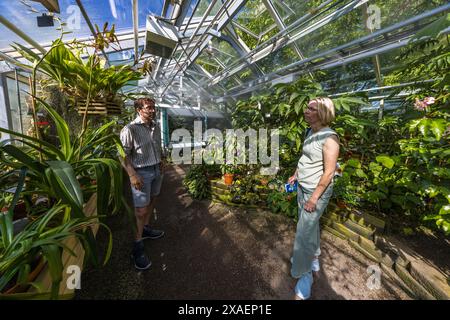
[75,165,410,300]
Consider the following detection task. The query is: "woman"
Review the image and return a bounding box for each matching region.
[288,97,340,300]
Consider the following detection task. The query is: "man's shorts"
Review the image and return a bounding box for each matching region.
[131,164,162,208]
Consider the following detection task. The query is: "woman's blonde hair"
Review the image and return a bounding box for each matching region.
[311,97,335,126]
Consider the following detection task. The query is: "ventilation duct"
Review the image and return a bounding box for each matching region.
[144,15,179,59]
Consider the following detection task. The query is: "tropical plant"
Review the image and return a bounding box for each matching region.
[183,165,211,200]
[0,98,127,217]
[266,189,297,219]
[229,175,265,205]
[220,164,237,175]
[0,166,112,298]
[12,39,141,104]
[333,174,360,208]
[0,203,112,298]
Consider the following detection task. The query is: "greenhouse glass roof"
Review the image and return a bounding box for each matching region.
[0,0,449,110]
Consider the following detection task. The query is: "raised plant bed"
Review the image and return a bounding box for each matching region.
[320,203,450,300]
[209,178,268,209]
[0,193,99,300]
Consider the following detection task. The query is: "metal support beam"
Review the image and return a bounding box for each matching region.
[162,0,171,17]
[31,0,60,13]
[14,68,24,135]
[262,0,314,79]
[161,0,248,96]
[132,0,139,64]
[0,15,46,54]
[206,1,450,89]
[175,0,195,27]
[0,52,32,71]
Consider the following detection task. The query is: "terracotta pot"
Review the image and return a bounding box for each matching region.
[337,200,347,209]
[223,173,234,186]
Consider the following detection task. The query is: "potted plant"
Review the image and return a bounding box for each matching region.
[0,98,128,218]
[0,202,108,298]
[221,164,236,186]
[0,148,111,299]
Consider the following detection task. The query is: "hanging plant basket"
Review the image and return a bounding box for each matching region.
[76,98,122,116]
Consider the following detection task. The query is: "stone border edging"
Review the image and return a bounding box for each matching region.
[321,204,450,300]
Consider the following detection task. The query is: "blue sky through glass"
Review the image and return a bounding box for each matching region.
[0,0,163,51]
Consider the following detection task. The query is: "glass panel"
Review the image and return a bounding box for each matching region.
[234,67,256,83]
[186,65,210,82]
[196,52,223,75]
[232,0,279,50]
[279,0,335,28]
[370,0,448,29]
[210,37,240,66]
[0,0,163,51]
[317,57,377,94]
[290,0,448,59]
[193,0,222,18]
[256,43,298,74]
[184,0,202,18]
[209,84,225,96]
[294,6,368,59]
[5,74,32,137]
[272,0,296,21]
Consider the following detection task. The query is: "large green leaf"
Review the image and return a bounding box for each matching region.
[439,205,450,216]
[289,92,301,104]
[35,97,72,160]
[369,162,382,177]
[45,161,84,217]
[0,167,27,248]
[430,119,447,141]
[346,158,361,168]
[93,162,110,216]
[2,138,57,160]
[376,155,395,169]
[0,127,64,159]
[1,144,46,173]
[41,244,63,299]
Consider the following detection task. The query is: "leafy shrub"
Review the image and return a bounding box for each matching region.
[183,165,211,200]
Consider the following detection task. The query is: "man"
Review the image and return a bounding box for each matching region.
[120,97,165,270]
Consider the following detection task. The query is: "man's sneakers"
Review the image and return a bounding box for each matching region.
[142,225,165,240]
[131,227,164,270]
[132,240,152,270]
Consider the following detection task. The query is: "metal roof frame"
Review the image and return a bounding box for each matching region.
[0,0,448,112]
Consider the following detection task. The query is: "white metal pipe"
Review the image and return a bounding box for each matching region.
[132,0,139,64]
[0,15,46,54]
[161,0,236,96]
[0,52,32,71]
